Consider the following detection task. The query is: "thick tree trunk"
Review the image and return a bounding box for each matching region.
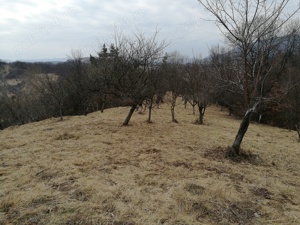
[171,105,176,122]
[232,102,259,155]
[198,103,206,124]
[123,104,137,126]
[231,111,252,155]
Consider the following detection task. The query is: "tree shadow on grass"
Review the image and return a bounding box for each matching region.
[204,146,263,165]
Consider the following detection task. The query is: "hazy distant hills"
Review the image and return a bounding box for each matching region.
[1,57,94,64]
[1,58,68,64]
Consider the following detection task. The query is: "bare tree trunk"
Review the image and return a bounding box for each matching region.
[84,102,90,116]
[171,105,176,122]
[147,98,153,123]
[101,102,105,113]
[198,103,206,124]
[232,102,259,155]
[186,99,197,115]
[258,114,263,123]
[101,95,107,113]
[123,104,137,126]
[156,94,163,108]
[296,125,300,140]
[171,94,177,123]
[59,103,63,121]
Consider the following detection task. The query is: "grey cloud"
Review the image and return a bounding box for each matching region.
[1,0,221,61]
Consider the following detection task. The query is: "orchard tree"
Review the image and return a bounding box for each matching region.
[184,57,215,124]
[91,30,167,125]
[198,0,300,154]
[162,52,186,123]
[144,62,166,123]
[117,30,167,125]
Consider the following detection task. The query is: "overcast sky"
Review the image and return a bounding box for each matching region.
[0,0,225,61]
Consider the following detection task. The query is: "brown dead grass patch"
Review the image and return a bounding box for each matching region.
[54,132,79,140]
[0,102,300,224]
[249,186,272,199]
[184,183,206,196]
[204,146,264,165]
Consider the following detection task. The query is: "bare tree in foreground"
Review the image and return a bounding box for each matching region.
[198,0,300,154]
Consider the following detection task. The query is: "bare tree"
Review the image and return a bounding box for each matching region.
[161,52,186,123]
[198,0,300,154]
[144,63,166,123]
[184,57,215,124]
[64,50,94,116]
[89,44,117,113]
[91,30,167,125]
[32,73,66,121]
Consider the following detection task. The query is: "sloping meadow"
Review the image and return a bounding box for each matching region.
[0,102,299,224]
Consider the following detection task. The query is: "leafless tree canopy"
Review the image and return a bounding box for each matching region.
[199,0,300,107]
[90,29,168,125]
[198,0,300,154]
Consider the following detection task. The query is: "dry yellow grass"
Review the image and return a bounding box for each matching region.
[0,102,299,225]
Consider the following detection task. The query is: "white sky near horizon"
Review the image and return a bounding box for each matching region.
[0,0,224,61]
[1,0,299,62]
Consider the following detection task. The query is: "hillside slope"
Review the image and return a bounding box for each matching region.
[0,103,299,224]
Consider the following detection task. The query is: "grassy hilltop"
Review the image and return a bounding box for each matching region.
[0,102,299,224]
